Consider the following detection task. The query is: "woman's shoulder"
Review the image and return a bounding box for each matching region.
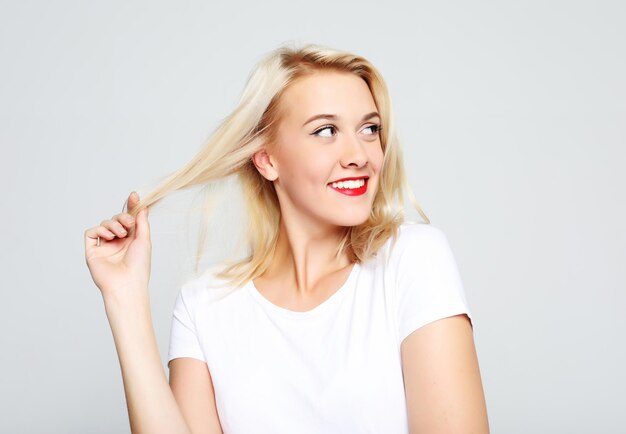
[390,222,449,252]
[379,222,455,267]
[397,221,447,238]
[177,263,240,304]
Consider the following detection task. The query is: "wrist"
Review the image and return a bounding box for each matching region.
[102,285,151,313]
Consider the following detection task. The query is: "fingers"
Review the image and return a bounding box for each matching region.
[100,216,129,238]
[134,206,150,242]
[126,191,142,238]
[126,191,140,213]
[85,213,135,249]
[84,225,117,249]
[85,191,145,250]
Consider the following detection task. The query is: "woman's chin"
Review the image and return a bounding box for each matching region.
[329,212,371,228]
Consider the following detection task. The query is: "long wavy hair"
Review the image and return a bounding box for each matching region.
[127,42,429,289]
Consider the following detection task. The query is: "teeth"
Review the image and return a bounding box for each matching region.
[330,179,366,189]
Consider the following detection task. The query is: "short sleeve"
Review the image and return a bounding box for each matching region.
[167,282,207,368]
[390,224,474,345]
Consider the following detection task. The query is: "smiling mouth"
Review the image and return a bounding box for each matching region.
[328,177,369,196]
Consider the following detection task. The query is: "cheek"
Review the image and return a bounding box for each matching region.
[278,149,330,185]
[276,146,304,176]
[370,143,385,173]
[294,151,336,180]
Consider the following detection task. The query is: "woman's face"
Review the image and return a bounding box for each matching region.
[262,71,384,230]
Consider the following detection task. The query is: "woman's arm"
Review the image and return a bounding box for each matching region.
[401,314,489,434]
[104,292,192,434]
[85,191,191,433]
[169,358,224,434]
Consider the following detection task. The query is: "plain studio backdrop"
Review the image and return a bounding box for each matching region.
[1,0,624,432]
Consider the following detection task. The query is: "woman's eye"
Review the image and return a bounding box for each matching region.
[363,124,381,135]
[313,125,336,137]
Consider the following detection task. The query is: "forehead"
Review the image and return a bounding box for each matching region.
[278,71,377,122]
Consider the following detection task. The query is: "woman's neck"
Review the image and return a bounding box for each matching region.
[263,218,352,295]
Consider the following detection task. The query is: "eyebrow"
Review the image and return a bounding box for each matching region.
[302,111,380,127]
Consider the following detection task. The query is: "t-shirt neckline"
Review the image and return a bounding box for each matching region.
[246,262,360,319]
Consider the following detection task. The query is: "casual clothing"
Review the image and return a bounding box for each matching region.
[168,223,473,433]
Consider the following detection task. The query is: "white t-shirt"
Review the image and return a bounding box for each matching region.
[167,223,474,434]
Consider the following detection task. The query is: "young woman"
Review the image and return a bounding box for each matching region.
[84,43,489,433]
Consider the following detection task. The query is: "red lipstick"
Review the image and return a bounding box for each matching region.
[328,177,368,196]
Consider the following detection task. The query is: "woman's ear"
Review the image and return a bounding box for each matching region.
[251,149,278,181]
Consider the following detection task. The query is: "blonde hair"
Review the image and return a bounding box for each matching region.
[128,42,429,289]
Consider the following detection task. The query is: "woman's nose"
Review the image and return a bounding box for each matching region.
[340,134,368,168]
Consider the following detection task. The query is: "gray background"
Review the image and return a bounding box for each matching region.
[1,0,624,432]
